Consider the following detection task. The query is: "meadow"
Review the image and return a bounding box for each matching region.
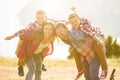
[0,57,120,80]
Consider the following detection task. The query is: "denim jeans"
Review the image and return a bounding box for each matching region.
[82,56,100,80]
[25,53,42,80]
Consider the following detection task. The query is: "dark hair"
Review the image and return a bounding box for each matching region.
[43,21,56,40]
[55,23,67,30]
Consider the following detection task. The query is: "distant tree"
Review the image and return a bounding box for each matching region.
[112,39,120,58]
[105,35,113,58]
[105,35,120,58]
[67,35,120,59]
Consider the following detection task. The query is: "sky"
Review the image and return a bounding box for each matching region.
[0,0,120,59]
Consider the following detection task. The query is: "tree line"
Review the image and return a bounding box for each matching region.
[67,35,120,59]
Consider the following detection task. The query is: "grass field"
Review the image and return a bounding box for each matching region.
[0,57,120,80]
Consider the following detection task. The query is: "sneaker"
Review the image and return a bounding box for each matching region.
[42,64,47,71]
[100,70,108,79]
[18,66,24,76]
[75,71,84,80]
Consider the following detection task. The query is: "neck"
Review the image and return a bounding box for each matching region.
[75,20,81,30]
[75,26,80,30]
[36,21,43,27]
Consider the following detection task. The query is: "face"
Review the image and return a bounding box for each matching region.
[55,26,68,40]
[69,17,80,29]
[36,13,47,25]
[43,24,54,38]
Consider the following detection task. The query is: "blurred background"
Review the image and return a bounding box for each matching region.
[0,0,120,59]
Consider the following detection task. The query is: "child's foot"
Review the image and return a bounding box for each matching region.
[42,64,47,71]
[100,70,108,79]
[18,66,24,76]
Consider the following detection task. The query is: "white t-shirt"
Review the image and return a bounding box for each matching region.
[34,42,49,54]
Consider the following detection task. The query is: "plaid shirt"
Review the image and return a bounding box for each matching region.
[69,29,95,63]
[14,22,54,58]
[12,21,42,37]
[80,18,104,37]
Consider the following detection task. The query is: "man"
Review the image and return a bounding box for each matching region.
[55,22,107,80]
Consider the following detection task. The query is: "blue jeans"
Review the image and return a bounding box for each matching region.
[25,53,42,80]
[82,56,100,80]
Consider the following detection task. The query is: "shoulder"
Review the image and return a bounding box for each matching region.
[27,21,42,30]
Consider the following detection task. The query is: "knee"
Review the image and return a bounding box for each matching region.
[90,72,99,80]
[28,65,36,74]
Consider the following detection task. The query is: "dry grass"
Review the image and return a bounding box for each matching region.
[0,57,120,80]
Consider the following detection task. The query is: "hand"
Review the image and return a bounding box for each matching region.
[4,36,14,40]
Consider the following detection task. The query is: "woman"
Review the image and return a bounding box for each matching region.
[5,10,56,80]
[25,21,56,80]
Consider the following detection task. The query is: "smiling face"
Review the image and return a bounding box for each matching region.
[36,10,47,25]
[68,13,80,29]
[55,23,68,40]
[43,23,54,38]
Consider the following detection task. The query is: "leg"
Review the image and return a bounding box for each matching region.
[18,57,25,76]
[90,56,100,80]
[94,41,108,70]
[82,59,92,80]
[33,53,42,80]
[72,48,83,71]
[42,63,47,71]
[41,53,47,71]
[15,40,23,55]
[25,56,35,80]
[72,48,83,80]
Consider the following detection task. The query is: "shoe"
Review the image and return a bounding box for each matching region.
[42,64,47,71]
[75,71,84,80]
[18,66,24,76]
[100,70,108,79]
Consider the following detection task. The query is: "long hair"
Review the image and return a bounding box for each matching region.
[43,21,56,42]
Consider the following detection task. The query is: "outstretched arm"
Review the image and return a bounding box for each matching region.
[4,23,38,40]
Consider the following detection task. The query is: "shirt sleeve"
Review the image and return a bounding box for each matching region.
[12,23,37,37]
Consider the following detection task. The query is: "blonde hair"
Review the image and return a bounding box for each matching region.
[68,13,80,20]
[35,10,47,18]
[36,10,46,15]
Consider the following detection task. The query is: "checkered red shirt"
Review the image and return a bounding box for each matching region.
[80,18,104,37]
[12,21,42,37]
